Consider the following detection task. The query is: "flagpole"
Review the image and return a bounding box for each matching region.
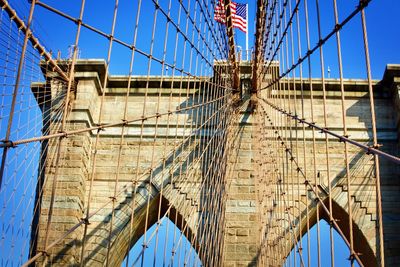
[245,3,248,60]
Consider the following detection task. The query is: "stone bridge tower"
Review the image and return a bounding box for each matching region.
[31,60,400,266]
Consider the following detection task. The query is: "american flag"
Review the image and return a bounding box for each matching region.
[214,1,247,33]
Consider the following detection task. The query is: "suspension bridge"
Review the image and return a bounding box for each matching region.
[0,0,399,266]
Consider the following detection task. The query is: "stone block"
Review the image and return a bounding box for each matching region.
[236,229,249,236]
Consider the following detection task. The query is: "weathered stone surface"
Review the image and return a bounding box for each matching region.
[31,61,400,267]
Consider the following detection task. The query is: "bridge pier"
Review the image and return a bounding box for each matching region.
[30,61,400,266]
[223,105,259,267]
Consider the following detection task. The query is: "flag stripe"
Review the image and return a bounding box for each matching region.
[214,1,247,33]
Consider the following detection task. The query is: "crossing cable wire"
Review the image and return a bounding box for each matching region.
[215,93,242,265]
[0,22,52,188]
[171,120,227,266]
[257,91,272,266]
[272,35,287,264]
[183,6,212,263]
[0,90,66,213]
[253,9,397,267]
[259,59,274,265]
[27,81,66,263]
[136,2,220,260]
[0,4,229,151]
[116,89,219,266]
[253,1,296,260]
[264,113,368,267]
[112,1,143,267]
[271,66,282,266]
[184,2,219,265]
[258,0,301,82]
[153,2,206,265]
[136,1,223,265]
[103,0,151,265]
[0,7,228,150]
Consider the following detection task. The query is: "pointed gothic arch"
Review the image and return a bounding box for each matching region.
[121,216,203,266]
[102,194,201,267]
[285,198,376,267]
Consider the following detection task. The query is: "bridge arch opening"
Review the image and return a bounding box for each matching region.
[121,216,202,267]
[100,193,202,267]
[284,199,376,267]
[285,219,361,267]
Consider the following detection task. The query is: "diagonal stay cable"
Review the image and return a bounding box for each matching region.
[260,98,400,165]
[0,93,229,148]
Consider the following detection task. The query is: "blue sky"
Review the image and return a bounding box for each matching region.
[122,216,202,267]
[10,0,400,79]
[285,220,361,267]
